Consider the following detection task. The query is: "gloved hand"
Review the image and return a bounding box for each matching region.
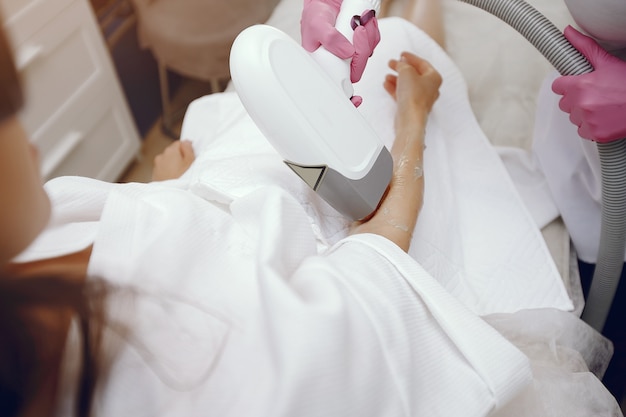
[347,9,381,107]
[301,0,380,84]
[301,0,354,58]
[350,9,380,83]
[552,26,626,143]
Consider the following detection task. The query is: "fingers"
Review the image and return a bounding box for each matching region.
[300,1,354,58]
[179,140,195,162]
[302,24,354,58]
[556,88,572,112]
[577,123,593,142]
[386,52,442,99]
[152,140,196,181]
[321,0,343,9]
[163,140,181,157]
[563,25,607,68]
[385,52,442,130]
[551,74,575,96]
[154,140,195,165]
[558,95,595,141]
[387,52,435,76]
[399,52,439,77]
[383,73,397,98]
[350,95,363,107]
[320,27,354,58]
[554,77,591,141]
[350,12,380,82]
[360,10,380,47]
[351,26,370,82]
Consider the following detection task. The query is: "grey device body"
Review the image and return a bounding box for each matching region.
[285,149,392,220]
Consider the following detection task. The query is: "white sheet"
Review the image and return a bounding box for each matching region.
[181,17,573,315]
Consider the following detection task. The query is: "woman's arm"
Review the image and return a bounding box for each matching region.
[350,52,442,252]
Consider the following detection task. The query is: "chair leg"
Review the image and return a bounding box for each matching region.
[157,60,178,139]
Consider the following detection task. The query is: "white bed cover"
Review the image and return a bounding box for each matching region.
[185,11,576,316]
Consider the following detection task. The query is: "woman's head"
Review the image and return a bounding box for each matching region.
[0,23,51,265]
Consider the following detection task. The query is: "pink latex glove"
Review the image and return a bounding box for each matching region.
[301,0,354,58]
[552,26,626,143]
[350,9,380,83]
[301,0,380,84]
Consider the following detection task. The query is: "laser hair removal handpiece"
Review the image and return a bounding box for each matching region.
[229,0,392,221]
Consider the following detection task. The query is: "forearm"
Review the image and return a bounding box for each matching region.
[351,51,440,252]
[351,114,427,252]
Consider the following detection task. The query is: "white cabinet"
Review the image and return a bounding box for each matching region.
[1,0,141,182]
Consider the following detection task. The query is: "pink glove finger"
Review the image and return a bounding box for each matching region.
[301,0,354,58]
[359,10,381,52]
[351,26,370,83]
[301,18,354,57]
[350,11,380,83]
[350,95,363,107]
[550,25,626,143]
[557,93,573,113]
[304,0,343,9]
[568,106,583,129]
[569,104,599,141]
[563,25,611,68]
[552,74,575,96]
[319,29,355,58]
[577,125,594,142]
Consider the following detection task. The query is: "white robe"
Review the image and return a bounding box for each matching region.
[43,178,528,416]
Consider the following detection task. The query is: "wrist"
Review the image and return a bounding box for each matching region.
[395,112,427,139]
[392,121,427,157]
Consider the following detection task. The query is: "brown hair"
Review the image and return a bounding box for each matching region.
[0,20,105,417]
[0,276,107,417]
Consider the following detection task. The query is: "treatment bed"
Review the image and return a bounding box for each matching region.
[249,0,583,303]
[175,0,623,414]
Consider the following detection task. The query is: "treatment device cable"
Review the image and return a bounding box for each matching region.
[458,0,626,332]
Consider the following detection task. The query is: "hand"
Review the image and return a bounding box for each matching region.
[384,52,442,133]
[301,0,380,83]
[552,26,626,143]
[152,140,195,181]
[301,0,354,58]
[351,53,441,252]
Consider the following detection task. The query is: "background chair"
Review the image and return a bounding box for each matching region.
[130,0,280,137]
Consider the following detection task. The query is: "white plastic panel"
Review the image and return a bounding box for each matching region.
[230,25,385,180]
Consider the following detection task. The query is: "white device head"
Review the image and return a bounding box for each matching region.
[229,24,391,220]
